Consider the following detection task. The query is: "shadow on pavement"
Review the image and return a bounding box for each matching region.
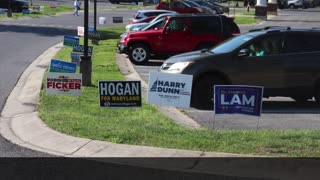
[0,24,77,37]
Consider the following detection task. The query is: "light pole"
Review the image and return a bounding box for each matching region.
[80,0,92,86]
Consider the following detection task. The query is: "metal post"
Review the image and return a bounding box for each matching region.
[94,0,97,31]
[7,0,12,17]
[80,0,92,86]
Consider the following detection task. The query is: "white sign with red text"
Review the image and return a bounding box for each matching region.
[46,72,82,96]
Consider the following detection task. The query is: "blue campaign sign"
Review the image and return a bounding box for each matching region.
[63,36,79,47]
[214,85,264,116]
[49,59,77,73]
[88,26,94,32]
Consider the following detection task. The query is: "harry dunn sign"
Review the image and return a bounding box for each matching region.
[99,81,142,108]
[214,85,264,116]
[147,72,193,108]
[63,36,79,47]
[46,73,82,96]
[73,44,93,56]
[49,59,76,73]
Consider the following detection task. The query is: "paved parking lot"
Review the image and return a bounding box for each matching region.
[131,7,320,130]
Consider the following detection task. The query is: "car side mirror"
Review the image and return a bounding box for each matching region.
[238,48,250,57]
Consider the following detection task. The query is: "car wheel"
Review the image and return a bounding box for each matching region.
[128,43,150,65]
[212,9,217,14]
[191,76,224,110]
[289,4,295,9]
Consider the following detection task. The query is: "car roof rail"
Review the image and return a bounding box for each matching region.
[249,26,291,32]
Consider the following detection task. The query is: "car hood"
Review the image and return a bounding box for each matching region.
[164,50,213,63]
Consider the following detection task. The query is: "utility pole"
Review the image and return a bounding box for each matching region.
[7,0,12,17]
[80,0,92,86]
[94,0,97,31]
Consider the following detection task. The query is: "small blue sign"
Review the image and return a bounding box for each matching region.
[49,59,77,73]
[71,52,82,66]
[214,85,264,116]
[22,9,30,14]
[88,26,94,32]
[63,36,79,47]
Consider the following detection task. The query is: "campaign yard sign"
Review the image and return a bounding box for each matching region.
[214,85,264,116]
[113,17,123,23]
[72,44,93,56]
[63,36,79,47]
[77,26,96,37]
[46,73,82,96]
[147,72,193,108]
[99,81,142,108]
[49,59,77,73]
[71,52,82,65]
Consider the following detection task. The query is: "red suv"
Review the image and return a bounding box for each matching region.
[118,14,240,65]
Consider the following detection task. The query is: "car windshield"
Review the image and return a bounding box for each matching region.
[210,34,254,53]
[149,14,168,24]
[141,19,164,31]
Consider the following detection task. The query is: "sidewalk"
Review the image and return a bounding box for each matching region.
[1,9,320,179]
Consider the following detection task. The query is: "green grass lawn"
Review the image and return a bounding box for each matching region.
[39,27,320,157]
[0,4,73,19]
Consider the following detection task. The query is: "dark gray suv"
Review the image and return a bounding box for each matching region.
[160,27,320,110]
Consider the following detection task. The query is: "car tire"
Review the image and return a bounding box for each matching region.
[128,43,150,65]
[289,4,295,9]
[191,76,224,110]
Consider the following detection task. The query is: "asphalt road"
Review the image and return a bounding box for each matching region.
[0,2,139,156]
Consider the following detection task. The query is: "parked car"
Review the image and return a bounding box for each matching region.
[193,0,229,14]
[0,0,28,12]
[160,27,320,109]
[155,0,207,14]
[125,12,178,32]
[109,0,143,5]
[287,0,303,8]
[118,14,240,65]
[129,10,174,24]
[183,0,214,14]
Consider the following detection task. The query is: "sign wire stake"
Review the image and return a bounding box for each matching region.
[256,116,261,130]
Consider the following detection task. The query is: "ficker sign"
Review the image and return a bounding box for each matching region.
[214,85,264,116]
[99,81,141,108]
[46,73,82,96]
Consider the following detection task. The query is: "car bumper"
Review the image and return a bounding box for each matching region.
[117,43,128,54]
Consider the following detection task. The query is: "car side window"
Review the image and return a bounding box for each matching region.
[191,17,221,34]
[246,36,284,57]
[285,33,320,53]
[168,19,187,32]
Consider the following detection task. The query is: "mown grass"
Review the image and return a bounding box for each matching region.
[39,27,320,157]
[0,4,73,19]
